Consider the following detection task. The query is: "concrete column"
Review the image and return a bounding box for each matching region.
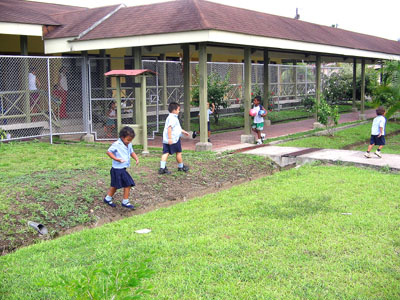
[140,76,149,154]
[195,43,212,151]
[182,44,191,130]
[293,61,297,101]
[352,58,358,112]
[241,46,254,143]
[360,58,366,120]
[263,49,271,126]
[160,53,168,110]
[133,47,142,124]
[115,76,122,133]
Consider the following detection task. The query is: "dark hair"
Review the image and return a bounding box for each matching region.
[168,102,180,113]
[253,96,262,102]
[119,126,135,139]
[108,101,115,109]
[376,106,385,116]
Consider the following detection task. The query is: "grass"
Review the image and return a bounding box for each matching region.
[277,122,400,153]
[1,164,399,299]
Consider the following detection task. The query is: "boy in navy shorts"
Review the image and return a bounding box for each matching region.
[104,126,139,209]
[364,106,386,158]
[159,102,190,174]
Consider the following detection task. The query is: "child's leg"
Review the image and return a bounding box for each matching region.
[176,152,183,164]
[367,144,374,152]
[123,186,131,199]
[256,129,262,139]
[107,187,117,197]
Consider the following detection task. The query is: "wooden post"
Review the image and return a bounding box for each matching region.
[133,47,142,124]
[315,55,321,120]
[263,49,270,120]
[140,76,149,154]
[352,58,357,112]
[360,58,366,120]
[182,44,191,131]
[198,43,208,144]
[115,76,122,133]
[241,46,254,143]
[160,53,168,110]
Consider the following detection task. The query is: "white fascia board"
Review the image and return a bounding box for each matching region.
[207,30,400,61]
[0,22,43,36]
[44,29,400,61]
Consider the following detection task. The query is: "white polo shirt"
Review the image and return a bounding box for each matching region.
[163,113,182,144]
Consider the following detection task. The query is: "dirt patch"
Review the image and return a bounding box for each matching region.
[1,152,279,255]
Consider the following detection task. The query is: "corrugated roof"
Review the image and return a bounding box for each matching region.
[0,0,84,25]
[43,0,400,55]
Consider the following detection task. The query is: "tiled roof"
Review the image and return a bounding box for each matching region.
[45,5,121,39]
[0,0,84,25]
[44,0,400,55]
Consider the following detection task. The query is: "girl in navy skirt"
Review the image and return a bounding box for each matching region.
[104,126,139,209]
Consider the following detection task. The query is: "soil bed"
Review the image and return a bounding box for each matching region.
[1,151,277,255]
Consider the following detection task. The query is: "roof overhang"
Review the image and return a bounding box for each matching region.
[0,22,43,36]
[44,29,400,62]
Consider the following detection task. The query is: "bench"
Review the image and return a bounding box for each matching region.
[1,121,48,138]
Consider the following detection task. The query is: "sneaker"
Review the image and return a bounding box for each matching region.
[208,139,211,143]
[158,167,171,175]
[177,165,189,172]
[256,139,262,145]
[192,131,197,139]
[122,202,135,210]
[374,151,382,158]
[261,133,266,141]
[364,152,372,158]
[103,197,116,207]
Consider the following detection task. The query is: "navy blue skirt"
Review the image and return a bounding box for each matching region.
[110,168,135,189]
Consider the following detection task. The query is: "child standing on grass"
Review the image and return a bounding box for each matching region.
[364,106,386,158]
[251,96,267,145]
[192,102,215,142]
[104,101,116,138]
[104,126,139,209]
[159,102,190,174]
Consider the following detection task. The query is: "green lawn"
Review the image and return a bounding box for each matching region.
[1,165,399,299]
[277,122,400,154]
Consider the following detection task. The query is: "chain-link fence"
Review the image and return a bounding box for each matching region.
[1,55,342,142]
[0,55,86,142]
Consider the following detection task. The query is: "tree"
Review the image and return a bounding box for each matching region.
[191,68,232,124]
[373,60,400,119]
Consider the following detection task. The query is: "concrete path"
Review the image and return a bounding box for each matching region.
[243,145,400,171]
[148,109,377,151]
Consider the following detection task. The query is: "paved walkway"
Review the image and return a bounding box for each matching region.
[148,109,377,151]
[148,109,400,171]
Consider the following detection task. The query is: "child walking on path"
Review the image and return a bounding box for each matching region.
[192,102,215,142]
[104,126,139,209]
[251,96,267,145]
[159,102,190,174]
[364,106,386,158]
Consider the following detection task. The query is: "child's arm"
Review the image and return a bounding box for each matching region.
[210,103,215,113]
[131,152,139,165]
[260,105,267,117]
[106,151,125,163]
[168,126,173,144]
[378,126,383,137]
[181,129,190,136]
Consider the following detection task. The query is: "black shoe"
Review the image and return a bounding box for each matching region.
[177,165,189,172]
[122,202,135,210]
[192,131,197,139]
[104,197,116,207]
[158,167,171,175]
[207,139,211,143]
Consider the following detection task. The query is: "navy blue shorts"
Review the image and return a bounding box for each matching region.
[207,121,211,132]
[110,168,135,189]
[370,135,385,146]
[163,139,182,154]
